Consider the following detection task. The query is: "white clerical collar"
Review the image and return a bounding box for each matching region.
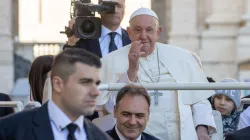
[100,25,122,38]
[48,100,84,132]
[115,125,142,140]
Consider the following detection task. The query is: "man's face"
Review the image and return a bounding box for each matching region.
[214,94,235,116]
[127,15,162,56]
[114,95,149,139]
[55,63,101,117]
[99,0,125,27]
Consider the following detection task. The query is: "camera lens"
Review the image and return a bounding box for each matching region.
[80,20,95,34]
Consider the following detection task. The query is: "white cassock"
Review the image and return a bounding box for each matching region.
[97,42,216,140]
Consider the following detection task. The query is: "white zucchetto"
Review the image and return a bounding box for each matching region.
[129,8,159,21]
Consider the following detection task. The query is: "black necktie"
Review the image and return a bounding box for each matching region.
[109,32,117,53]
[67,123,78,140]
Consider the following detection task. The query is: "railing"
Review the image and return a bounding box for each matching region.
[0,101,24,112]
[98,83,250,91]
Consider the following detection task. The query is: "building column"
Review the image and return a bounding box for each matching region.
[151,0,169,43]
[237,0,250,62]
[0,1,14,94]
[200,0,243,80]
[237,0,250,86]
[168,0,199,54]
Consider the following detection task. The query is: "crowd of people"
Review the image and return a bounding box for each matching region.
[0,0,250,139]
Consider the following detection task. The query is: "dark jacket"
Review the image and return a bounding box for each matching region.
[225,126,250,140]
[106,126,160,140]
[0,93,14,117]
[63,28,131,58]
[0,103,113,140]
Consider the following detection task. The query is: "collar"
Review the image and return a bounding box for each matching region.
[140,46,158,62]
[100,25,122,38]
[48,100,84,132]
[115,125,142,140]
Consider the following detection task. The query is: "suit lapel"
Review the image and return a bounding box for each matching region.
[84,119,99,140]
[121,29,131,46]
[108,127,120,140]
[32,103,54,140]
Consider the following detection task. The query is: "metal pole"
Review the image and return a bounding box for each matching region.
[0,101,24,112]
[98,83,250,91]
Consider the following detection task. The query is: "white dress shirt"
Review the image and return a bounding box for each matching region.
[99,25,123,57]
[115,125,141,140]
[48,100,87,140]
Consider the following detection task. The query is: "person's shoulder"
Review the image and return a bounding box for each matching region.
[142,132,160,140]
[0,93,10,100]
[225,126,250,140]
[0,107,39,128]
[84,119,113,140]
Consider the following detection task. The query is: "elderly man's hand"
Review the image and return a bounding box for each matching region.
[196,125,211,140]
[127,41,145,82]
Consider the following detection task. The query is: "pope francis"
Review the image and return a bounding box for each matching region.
[96,8,216,140]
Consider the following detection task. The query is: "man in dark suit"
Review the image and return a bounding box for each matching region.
[0,93,14,117]
[64,0,130,121]
[0,49,112,140]
[63,0,131,58]
[225,126,250,140]
[106,85,159,140]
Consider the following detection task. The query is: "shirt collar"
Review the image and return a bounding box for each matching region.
[100,25,122,38]
[115,125,141,140]
[48,100,84,132]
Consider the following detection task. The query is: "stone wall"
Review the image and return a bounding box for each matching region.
[0,0,14,94]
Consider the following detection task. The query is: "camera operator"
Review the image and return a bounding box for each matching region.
[63,0,131,58]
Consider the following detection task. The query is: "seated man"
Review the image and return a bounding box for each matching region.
[98,7,216,139]
[0,93,14,117]
[106,84,159,140]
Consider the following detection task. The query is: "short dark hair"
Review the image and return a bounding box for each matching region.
[51,48,101,82]
[29,55,54,104]
[116,84,151,108]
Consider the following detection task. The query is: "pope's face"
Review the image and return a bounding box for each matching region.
[127,15,162,56]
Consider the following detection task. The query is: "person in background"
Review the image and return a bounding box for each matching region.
[0,93,14,117]
[63,0,131,58]
[64,0,131,121]
[211,78,242,137]
[29,55,54,104]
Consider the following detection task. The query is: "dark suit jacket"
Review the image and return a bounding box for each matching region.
[0,103,113,140]
[106,126,159,140]
[225,126,250,140]
[0,93,14,117]
[63,28,131,58]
